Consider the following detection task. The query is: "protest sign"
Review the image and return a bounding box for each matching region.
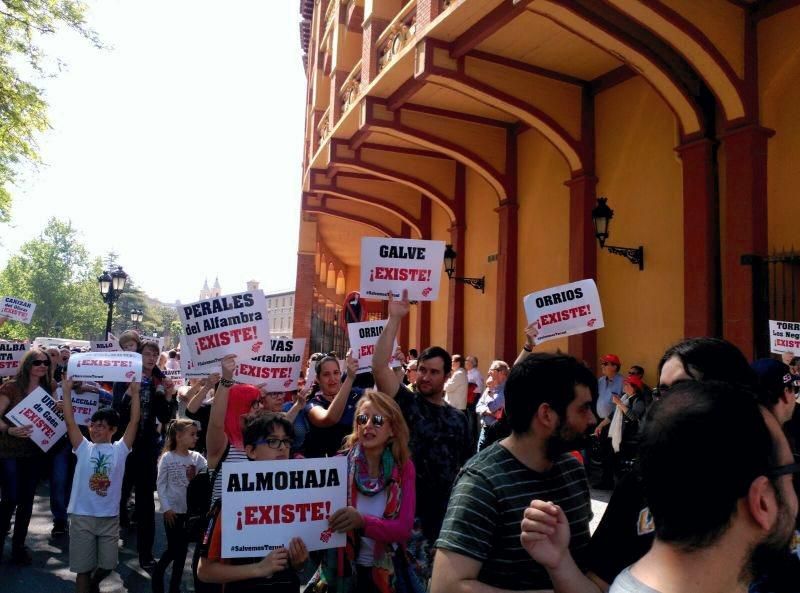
[0,296,36,324]
[69,390,99,426]
[360,238,445,301]
[67,351,143,383]
[346,321,401,374]
[234,338,307,391]
[221,456,347,557]
[90,339,120,352]
[178,290,270,365]
[6,387,66,452]
[769,320,800,354]
[0,341,28,377]
[523,279,605,345]
[163,369,184,387]
[179,335,219,378]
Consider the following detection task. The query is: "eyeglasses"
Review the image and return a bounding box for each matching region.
[31,359,50,367]
[253,437,292,449]
[356,414,385,427]
[766,455,800,479]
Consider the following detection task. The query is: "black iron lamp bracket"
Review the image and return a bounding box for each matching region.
[605,245,644,270]
[454,276,485,292]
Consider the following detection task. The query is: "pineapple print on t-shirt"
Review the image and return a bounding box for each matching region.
[89,451,112,497]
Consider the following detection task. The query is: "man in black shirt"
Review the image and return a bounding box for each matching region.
[372,290,471,577]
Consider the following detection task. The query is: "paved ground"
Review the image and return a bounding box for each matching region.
[1,483,611,593]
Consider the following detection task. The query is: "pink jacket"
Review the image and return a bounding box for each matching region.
[355,459,416,544]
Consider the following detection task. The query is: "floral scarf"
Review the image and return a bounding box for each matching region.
[318,444,402,593]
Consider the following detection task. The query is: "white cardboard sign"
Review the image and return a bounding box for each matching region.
[178,290,270,365]
[360,238,445,301]
[69,390,99,426]
[163,369,185,387]
[6,387,66,452]
[769,320,800,355]
[523,279,605,345]
[90,339,120,352]
[0,296,36,324]
[221,456,347,558]
[179,335,219,378]
[234,338,307,391]
[347,320,400,374]
[0,341,28,377]
[67,351,143,382]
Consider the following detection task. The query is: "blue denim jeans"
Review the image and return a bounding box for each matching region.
[0,457,40,547]
[49,439,74,524]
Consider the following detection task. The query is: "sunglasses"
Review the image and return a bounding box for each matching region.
[356,413,385,427]
[31,359,51,367]
[600,362,610,367]
[253,437,293,450]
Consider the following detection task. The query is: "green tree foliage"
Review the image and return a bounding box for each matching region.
[0,217,106,340]
[0,0,98,221]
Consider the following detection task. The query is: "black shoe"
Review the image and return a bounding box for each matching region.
[51,521,68,536]
[11,546,32,565]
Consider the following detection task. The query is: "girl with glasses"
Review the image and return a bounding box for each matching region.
[317,390,420,593]
[0,348,56,564]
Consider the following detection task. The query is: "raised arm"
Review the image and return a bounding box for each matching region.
[122,382,141,449]
[307,352,357,428]
[60,378,84,449]
[373,290,409,397]
[513,323,539,367]
[206,356,236,464]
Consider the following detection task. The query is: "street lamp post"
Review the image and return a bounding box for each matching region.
[130,308,143,329]
[98,266,129,338]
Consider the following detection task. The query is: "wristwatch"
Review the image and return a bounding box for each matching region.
[219,377,235,388]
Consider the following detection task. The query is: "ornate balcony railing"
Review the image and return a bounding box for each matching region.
[376,0,418,74]
[317,107,332,142]
[339,59,363,113]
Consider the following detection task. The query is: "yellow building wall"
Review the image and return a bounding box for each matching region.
[462,169,499,368]
[595,77,684,384]
[516,128,571,356]
[758,6,800,252]
[429,201,451,349]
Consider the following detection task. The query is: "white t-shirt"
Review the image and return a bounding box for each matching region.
[355,489,388,566]
[68,437,131,517]
[157,450,208,514]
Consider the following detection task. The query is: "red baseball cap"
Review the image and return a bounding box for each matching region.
[624,375,644,391]
[600,354,621,367]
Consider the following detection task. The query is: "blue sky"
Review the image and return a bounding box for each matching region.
[0,0,306,304]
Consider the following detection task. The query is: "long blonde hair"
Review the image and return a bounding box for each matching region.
[343,390,411,466]
[161,418,197,458]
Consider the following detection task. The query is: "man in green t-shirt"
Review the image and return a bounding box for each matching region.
[431,353,598,593]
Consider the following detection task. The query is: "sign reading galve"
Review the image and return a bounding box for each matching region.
[0,341,28,377]
[347,321,400,374]
[769,320,800,354]
[6,387,66,452]
[234,338,307,391]
[221,456,347,557]
[523,279,605,345]
[0,297,36,324]
[67,351,143,383]
[178,290,270,365]
[360,238,445,301]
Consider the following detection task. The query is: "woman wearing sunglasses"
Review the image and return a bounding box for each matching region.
[316,390,417,593]
[0,348,56,564]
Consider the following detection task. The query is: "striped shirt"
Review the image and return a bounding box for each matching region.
[210,444,249,504]
[436,443,592,591]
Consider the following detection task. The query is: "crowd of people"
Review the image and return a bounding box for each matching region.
[1,298,799,593]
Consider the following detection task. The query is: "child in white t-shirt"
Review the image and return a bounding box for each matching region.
[153,418,207,593]
[61,377,141,593]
